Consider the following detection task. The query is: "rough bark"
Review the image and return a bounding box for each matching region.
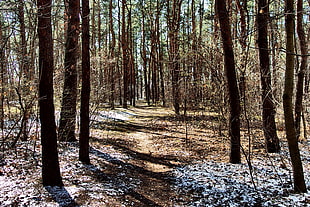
[168,0,182,115]
[37,0,63,186]
[283,0,307,193]
[109,0,116,109]
[257,0,280,152]
[141,6,150,105]
[121,0,129,108]
[58,0,80,141]
[127,4,136,106]
[18,0,30,141]
[216,0,241,164]
[0,20,5,130]
[79,0,90,164]
[294,0,308,140]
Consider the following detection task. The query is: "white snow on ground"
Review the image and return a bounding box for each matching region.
[0,140,309,206]
[172,142,310,207]
[91,110,137,122]
[0,142,141,206]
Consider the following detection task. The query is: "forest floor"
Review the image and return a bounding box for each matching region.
[0,102,310,206]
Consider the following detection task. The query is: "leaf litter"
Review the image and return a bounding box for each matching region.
[0,106,309,206]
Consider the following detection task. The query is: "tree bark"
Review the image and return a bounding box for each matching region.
[257,0,280,153]
[168,0,182,115]
[216,0,241,164]
[0,19,6,130]
[121,0,129,108]
[37,0,63,186]
[109,0,116,109]
[294,0,308,140]
[79,0,90,164]
[127,3,136,106]
[150,13,158,104]
[283,0,307,193]
[18,0,30,141]
[141,2,150,105]
[58,0,80,142]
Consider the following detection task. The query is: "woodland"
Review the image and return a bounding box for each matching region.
[0,0,310,206]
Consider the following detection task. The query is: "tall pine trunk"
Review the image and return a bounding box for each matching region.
[257,0,280,153]
[58,0,80,142]
[18,0,30,141]
[37,0,63,186]
[216,0,241,164]
[109,0,116,109]
[168,0,182,115]
[283,0,307,193]
[141,4,150,105]
[294,0,308,140]
[0,20,6,131]
[79,0,90,164]
[121,0,129,108]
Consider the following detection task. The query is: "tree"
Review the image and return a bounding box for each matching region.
[257,0,280,152]
[108,0,116,109]
[58,0,80,141]
[37,0,63,186]
[79,0,91,164]
[283,0,307,193]
[18,0,27,141]
[216,0,241,164]
[0,18,6,131]
[140,0,150,105]
[168,0,182,115]
[121,0,129,108]
[127,1,136,106]
[191,0,200,106]
[294,0,308,140]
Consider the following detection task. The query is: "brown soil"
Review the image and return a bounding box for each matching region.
[87,103,268,206]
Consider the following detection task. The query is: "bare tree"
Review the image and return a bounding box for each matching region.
[168,0,182,115]
[37,0,63,186]
[121,0,129,108]
[58,0,80,141]
[283,0,307,193]
[79,0,91,164]
[140,1,150,105]
[0,18,6,131]
[294,0,308,140]
[216,0,241,164]
[257,0,280,152]
[108,0,116,109]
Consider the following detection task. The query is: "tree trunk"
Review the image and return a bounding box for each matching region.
[117,0,123,106]
[0,19,6,130]
[283,0,307,193]
[257,0,280,153]
[294,0,308,140]
[109,0,116,109]
[159,42,165,106]
[216,0,241,164]
[79,0,90,164]
[127,4,136,107]
[58,0,80,142]
[191,0,199,106]
[141,3,150,105]
[121,0,129,108]
[37,0,63,186]
[168,0,182,115]
[18,0,30,141]
[0,20,6,130]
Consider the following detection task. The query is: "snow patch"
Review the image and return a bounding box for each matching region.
[172,159,310,207]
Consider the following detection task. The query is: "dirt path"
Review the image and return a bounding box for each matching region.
[87,103,233,206]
